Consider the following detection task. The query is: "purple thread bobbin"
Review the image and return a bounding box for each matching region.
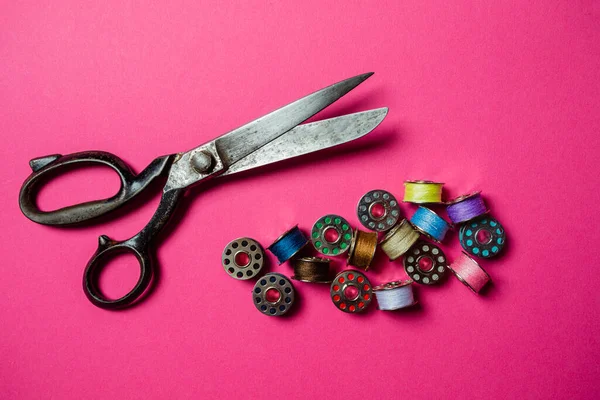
[446,192,488,224]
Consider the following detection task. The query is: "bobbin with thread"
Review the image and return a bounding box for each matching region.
[330,270,373,313]
[403,240,448,285]
[373,280,417,310]
[347,229,378,271]
[459,216,506,258]
[446,192,488,224]
[311,214,353,256]
[356,189,401,232]
[448,252,491,294]
[380,219,420,260]
[292,257,333,283]
[409,206,450,242]
[403,180,444,204]
[267,225,309,264]
[253,273,295,316]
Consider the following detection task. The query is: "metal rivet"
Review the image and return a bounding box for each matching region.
[191,151,214,173]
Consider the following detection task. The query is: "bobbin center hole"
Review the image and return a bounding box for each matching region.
[475,229,492,245]
[369,201,387,220]
[343,284,360,301]
[323,227,340,244]
[265,288,281,304]
[417,256,435,272]
[234,251,251,267]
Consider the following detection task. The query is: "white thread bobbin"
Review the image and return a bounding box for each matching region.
[380,219,420,260]
[448,252,491,294]
[373,280,417,310]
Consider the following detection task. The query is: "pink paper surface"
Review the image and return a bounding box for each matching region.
[1,1,599,399]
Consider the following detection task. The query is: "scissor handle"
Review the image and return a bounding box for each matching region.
[19,151,174,225]
[83,187,184,309]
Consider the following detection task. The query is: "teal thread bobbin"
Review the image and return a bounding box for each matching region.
[459,216,506,258]
[311,214,353,256]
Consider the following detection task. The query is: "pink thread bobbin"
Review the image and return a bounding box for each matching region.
[448,252,491,294]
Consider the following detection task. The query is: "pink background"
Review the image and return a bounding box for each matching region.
[1,1,599,399]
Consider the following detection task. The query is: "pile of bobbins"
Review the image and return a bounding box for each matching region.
[219,182,507,317]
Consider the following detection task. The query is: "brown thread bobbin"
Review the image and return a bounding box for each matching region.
[292,257,333,283]
[347,229,378,270]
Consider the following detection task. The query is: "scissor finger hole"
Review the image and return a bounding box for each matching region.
[94,251,143,300]
[33,164,122,212]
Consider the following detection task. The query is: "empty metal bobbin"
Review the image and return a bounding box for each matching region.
[222,237,265,280]
[356,189,401,232]
[311,214,353,256]
[330,270,373,313]
[403,240,447,285]
[253,273,295,316]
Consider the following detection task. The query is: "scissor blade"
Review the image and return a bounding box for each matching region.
[215,73,373,167]
[221,108,388,176]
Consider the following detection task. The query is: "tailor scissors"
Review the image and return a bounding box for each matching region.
[18,73,388,310]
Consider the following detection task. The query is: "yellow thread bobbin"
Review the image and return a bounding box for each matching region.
[380,219,420,260]
[403,180,444,204]
[347,229,378,271]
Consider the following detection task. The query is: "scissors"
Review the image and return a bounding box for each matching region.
[18,73,388,310]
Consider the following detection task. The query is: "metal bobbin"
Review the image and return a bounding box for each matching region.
[222,237,265,280]
[356,189,401,232]
[347,229,378,271]
[446,192,488,224]
[403,180,444,204]
[330,270,372,313]
[252,273,295,316]
[311,214,353,256]
[409,206,450,243]
[448,252,491,294]
[459,215,506,258]
[380,219,420,260]
[292,257,333,283]
[267,225,309,264]
[373,280,418,310]
[402,240,447,285]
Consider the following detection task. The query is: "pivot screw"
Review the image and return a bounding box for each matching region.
[191,151,214,173]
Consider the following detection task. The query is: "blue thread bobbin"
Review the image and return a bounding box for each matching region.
[267,225,309,264]
[459,216,506,258]
[409,206,450,242]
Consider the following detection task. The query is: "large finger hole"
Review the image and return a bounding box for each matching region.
[35,164,122,211]
[94,251,142,301]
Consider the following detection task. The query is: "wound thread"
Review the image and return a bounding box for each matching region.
[373,280,417,310]
[449,252,491,294]
[347,229,378,271]
[267,225,309,264]
[380,219,420,260]
[447,192,487,224]
[404,180,444,204]
[409,206,450,242]
[292,257,333,283]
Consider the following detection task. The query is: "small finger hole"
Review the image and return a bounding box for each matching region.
[94,251,142,301]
